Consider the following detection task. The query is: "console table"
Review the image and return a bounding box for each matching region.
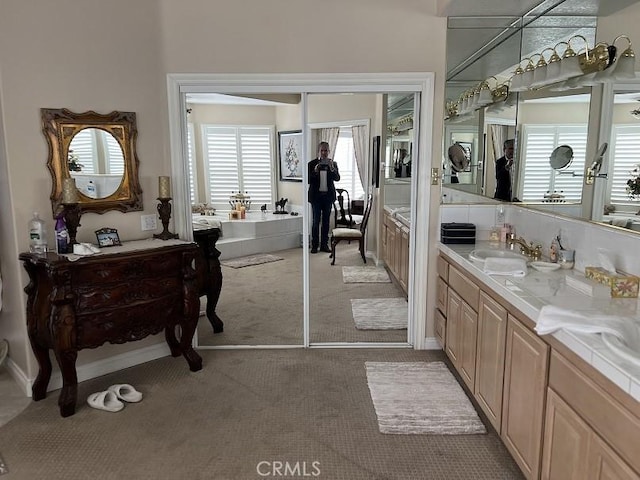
[20,241,203,417]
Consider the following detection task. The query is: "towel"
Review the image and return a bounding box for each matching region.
[483,257,528,277]
[535,305,635,342]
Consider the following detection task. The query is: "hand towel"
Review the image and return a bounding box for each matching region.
[535,305,636,343]
[483,257,528,277]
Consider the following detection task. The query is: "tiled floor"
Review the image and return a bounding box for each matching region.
[0,368,30,427]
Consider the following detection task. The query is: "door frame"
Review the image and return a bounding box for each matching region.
[166,73,434,349]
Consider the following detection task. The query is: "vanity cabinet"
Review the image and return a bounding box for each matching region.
[436,249,640,480]
[501,315,549,480]
[541,351,640,479]
[382,210,409,295]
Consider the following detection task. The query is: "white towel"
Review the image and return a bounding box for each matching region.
[610,218,631,228]
[535,305,635,342]
[483,257,528,277]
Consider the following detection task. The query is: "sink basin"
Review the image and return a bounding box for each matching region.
[468,248,528,266]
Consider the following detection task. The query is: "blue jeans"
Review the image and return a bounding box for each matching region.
[311,195,333,248]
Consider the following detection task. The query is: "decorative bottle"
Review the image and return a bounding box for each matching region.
[55,214,70,254]
[86,180,97,198]
[28,212,48,254]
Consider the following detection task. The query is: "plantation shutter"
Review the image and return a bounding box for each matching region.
[69,129,96,174]
[609,125,640,206]
[187,123,197,203]
[202,125,273,209]
[103,131,125,175]
[520,125,587,203]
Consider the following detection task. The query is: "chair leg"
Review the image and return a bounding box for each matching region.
[331,239,338,265]
[359,239,366,263]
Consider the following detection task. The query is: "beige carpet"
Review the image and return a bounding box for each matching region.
[366,361,487,435]
[0,349,523,479]
[221,253,284,268]
[351,298,408,330]
[342,266,391,283]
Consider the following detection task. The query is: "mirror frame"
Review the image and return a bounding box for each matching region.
[41,108,143,216]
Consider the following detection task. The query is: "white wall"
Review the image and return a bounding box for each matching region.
[0,0,447,384]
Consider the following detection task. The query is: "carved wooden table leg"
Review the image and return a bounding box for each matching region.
[193,227,224,333]
[28,339,52,401]
[54,349,78,417]
[164,326,182,357]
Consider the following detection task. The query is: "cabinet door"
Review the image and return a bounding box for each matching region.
[434,308,446,349]
[399,226,409,291]
[541,388,591,480]
[474,291,507,432]
[459,301,478,392]
[587,434,638,480]
[502,315,550,480]
[445,287,462,367]
[436,276,448,316]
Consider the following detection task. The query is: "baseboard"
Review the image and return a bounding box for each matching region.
[422,337,443,350]
[10,342,171,398]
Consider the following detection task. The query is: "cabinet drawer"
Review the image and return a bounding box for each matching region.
[435,308,446,348]
[448,265,479,311]
[437,255,449,282]
[73,252,183,286]
[549,351,640,475]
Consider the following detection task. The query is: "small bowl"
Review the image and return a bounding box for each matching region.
[530,261,562,273]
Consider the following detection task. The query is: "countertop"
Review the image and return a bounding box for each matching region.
[384,205,411,228]
[439,241,640,402]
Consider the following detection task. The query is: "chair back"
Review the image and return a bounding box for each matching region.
[334,188,354,228]
[359,194,373,234]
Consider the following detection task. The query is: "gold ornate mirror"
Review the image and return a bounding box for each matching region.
[41,108,143,216]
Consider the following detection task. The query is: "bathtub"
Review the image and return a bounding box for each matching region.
[193,211,303,259]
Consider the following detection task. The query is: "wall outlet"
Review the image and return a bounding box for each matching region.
[141,214,158,231]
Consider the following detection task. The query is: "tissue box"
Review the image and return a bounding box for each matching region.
[584,266,640,298]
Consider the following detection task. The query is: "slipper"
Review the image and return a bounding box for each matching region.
[87,390,125,412]
[108,384,143,403]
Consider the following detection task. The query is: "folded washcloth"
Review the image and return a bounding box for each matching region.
[535,305,635,342]
[610,218,631,228]
[483,257,528,277]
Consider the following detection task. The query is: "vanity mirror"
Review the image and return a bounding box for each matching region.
[41,108,143,216]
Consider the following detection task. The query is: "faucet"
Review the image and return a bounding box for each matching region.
[507,233,542,260]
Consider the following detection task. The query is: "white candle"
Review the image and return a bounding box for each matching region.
[62,178,79,204]
[158,176,171,199]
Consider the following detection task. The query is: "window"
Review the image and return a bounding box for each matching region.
[519,125,587,203]
[608,125,640,208]
[201,126,274,210]
[334,128,365,200]
[186,123,197,203]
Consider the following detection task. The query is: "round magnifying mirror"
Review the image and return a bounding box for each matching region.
[448,142,469,172]
[549,145,574,170]
[68,128,125,198]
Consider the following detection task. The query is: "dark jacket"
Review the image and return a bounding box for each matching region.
[494,155,512,201]
[307,158,340,203]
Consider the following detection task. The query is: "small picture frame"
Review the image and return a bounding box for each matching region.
[95,227,121,247]
[278,130,303,181]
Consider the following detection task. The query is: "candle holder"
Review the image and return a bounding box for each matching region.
[154,198,179,240]
[62,202,82,246]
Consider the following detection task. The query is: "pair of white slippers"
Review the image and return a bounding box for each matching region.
[87,384,142,412]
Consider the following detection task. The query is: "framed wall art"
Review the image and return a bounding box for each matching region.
[278,130,303,181]
[95,227,121,247]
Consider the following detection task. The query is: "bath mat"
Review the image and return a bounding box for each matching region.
[342,266,391,283]
[221,254,284,269]
[365,361,486,435]
[351,298,407,330]
[0,453,7,475]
